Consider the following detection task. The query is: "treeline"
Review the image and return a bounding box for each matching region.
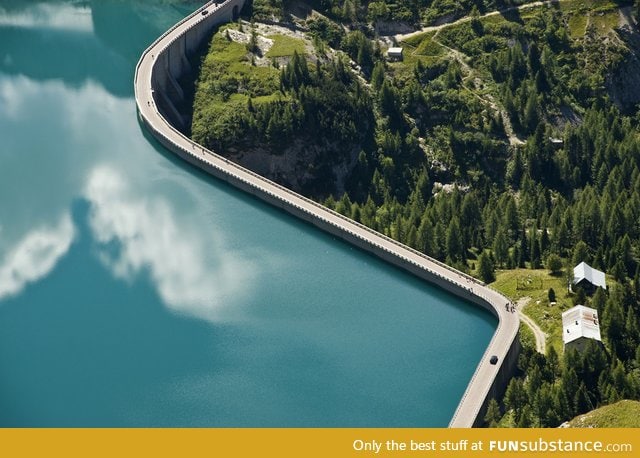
[252,0,539,26]
[328,101,640,294]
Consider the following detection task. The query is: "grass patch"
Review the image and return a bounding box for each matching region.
[197,28,280,100]
[567,400,640,427]
[192,27,283,145]
[491,268,569,302]
[590,10,620,34]
[252,93,286,104]
[402,30,436,47]
[208,32,248,63]
[491,268,573,355]
[568,14,588,38]
[518,322,536,350]
[266,34,306,57]
[388,55,437,83]
[560,0,622,12]
[387,43,438,83]
[414,36,445,56]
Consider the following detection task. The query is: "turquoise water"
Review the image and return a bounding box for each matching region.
[0,0,495,427]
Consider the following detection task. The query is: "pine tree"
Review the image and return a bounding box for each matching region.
[517,405,533,427]
[446,217,464,262]
[540,227,550,255]
[572,241,590,266]
[546,253,563,275]
[530,225,541,269]
[523,89,539,135]
[604,294,625,359]
[504,378,526,417]
[484,399,502,427]
[417,217,434,256]
[591,287,607,316]
[478,251,496,283]
[493,227,508,267]
[520,227,530,264]
[623,307,640,362]
[574,382,593,415]
[371,61,385,91]
[546,346,560,380]
[504,196,520,238]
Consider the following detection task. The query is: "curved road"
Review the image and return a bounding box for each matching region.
[516,297,547,354]
[134,0,520,428]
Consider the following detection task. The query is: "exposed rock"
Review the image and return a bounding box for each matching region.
[227,140,357,196]
[606,25,640,112]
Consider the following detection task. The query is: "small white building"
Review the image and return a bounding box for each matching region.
[386,47,403,61]
[573,261,607,293]
[549,137,564,148]
[562,304,602,353]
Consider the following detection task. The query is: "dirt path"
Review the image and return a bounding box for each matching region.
[394,0,564,43]
[390,0,575,147]
[429,30,525,145]
[516,296,547,354]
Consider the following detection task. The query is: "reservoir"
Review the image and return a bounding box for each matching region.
[0,0,495,427]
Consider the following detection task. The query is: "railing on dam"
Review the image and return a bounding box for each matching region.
[134,0,520,428]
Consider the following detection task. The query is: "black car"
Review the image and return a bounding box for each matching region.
[490,355,499,365]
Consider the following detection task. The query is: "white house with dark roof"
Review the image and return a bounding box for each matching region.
[573,261,606,293]
[562,305,602,352]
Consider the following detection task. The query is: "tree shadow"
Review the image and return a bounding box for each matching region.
[499,7,524,25]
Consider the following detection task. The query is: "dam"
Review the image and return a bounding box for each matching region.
[134,0,521,427]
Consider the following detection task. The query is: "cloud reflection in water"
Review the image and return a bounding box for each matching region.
[85,166,256,321]
[0,3,93,32]
[0,213,75,301]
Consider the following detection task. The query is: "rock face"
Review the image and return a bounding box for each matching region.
[606,25,640,112]
[228,140,357,197]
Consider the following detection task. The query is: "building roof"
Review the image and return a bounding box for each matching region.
[573,261,607,290]
[387,47,403,55]
[562,304,602,345]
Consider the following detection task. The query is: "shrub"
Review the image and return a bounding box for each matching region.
[546,253,563,275]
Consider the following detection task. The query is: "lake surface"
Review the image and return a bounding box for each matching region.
[0,0,495,427]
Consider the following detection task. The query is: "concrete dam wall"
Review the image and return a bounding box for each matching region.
[134,0,520,428]
[151,0,244,131]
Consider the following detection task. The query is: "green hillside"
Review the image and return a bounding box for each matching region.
[565,400,640,427]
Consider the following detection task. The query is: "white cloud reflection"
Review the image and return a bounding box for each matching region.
[0,3,93,32]
[85,166,256,321]
[0,214,75,300]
